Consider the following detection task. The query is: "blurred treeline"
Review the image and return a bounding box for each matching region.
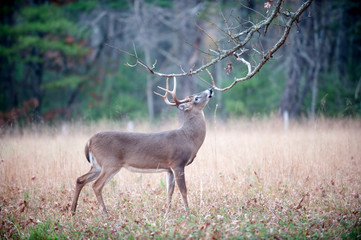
[0,0,360,127]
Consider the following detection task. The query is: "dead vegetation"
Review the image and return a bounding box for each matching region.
[0,118,360,239]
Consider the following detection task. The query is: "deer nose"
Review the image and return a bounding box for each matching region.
[208,88,214,98]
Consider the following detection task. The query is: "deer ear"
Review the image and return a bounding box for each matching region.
[177,103,191,111]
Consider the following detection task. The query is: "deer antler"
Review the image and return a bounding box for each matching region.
[154,77,190,106]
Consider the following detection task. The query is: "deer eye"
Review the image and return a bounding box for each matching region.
[194,97,200,103]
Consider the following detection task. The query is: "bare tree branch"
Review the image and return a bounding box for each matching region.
[215,0,312,91]
[107,0,312,92]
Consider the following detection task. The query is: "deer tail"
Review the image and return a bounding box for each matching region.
[85,141,91,163]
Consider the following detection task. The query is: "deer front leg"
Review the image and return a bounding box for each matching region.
[165,169,175,215]
[174,167,189,213]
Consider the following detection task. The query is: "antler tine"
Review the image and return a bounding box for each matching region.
[154,78,176,106]
[155,77,190,106]
[171,77,190,104]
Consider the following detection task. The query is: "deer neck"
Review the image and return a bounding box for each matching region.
[180,110,206,148]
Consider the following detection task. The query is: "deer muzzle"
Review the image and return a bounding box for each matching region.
[208,88,214,98]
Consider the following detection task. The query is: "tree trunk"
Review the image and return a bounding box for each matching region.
[280,32,302,117]
[144,39,154,122]
[174,1,201,98]
[31,50,44,122]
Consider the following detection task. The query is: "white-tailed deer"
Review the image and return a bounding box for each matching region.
[71,77,213,215]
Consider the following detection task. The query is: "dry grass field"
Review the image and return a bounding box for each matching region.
[0,118,360,239]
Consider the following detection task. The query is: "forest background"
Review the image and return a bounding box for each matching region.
[0,0,360,127]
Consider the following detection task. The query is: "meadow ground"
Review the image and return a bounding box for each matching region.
[0,118,360,239]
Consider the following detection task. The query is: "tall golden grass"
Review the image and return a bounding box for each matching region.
[0,118,360,238]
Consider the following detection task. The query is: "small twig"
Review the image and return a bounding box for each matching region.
[237,0,267,19]
[252,48,262,56]
[295,192,309,210]
[295,196,305,210]
[132,41,138,58]
[209,49,220,56]
[221,10,232,36]
[126,62,138,68]
[193,20,220,51]
[151,59,157,70]
[105,43,135,57]
[106,43,155,74]
[206,68,216,88]
[204,18,240,45]
[174,28,213,57]
[180,65,187,74]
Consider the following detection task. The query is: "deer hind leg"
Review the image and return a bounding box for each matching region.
[71,166,100,215]
[92,166,120,215]
[165,169,176,215]
[174,167,189,213]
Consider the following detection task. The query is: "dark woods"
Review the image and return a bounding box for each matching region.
[0,0,360,128]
